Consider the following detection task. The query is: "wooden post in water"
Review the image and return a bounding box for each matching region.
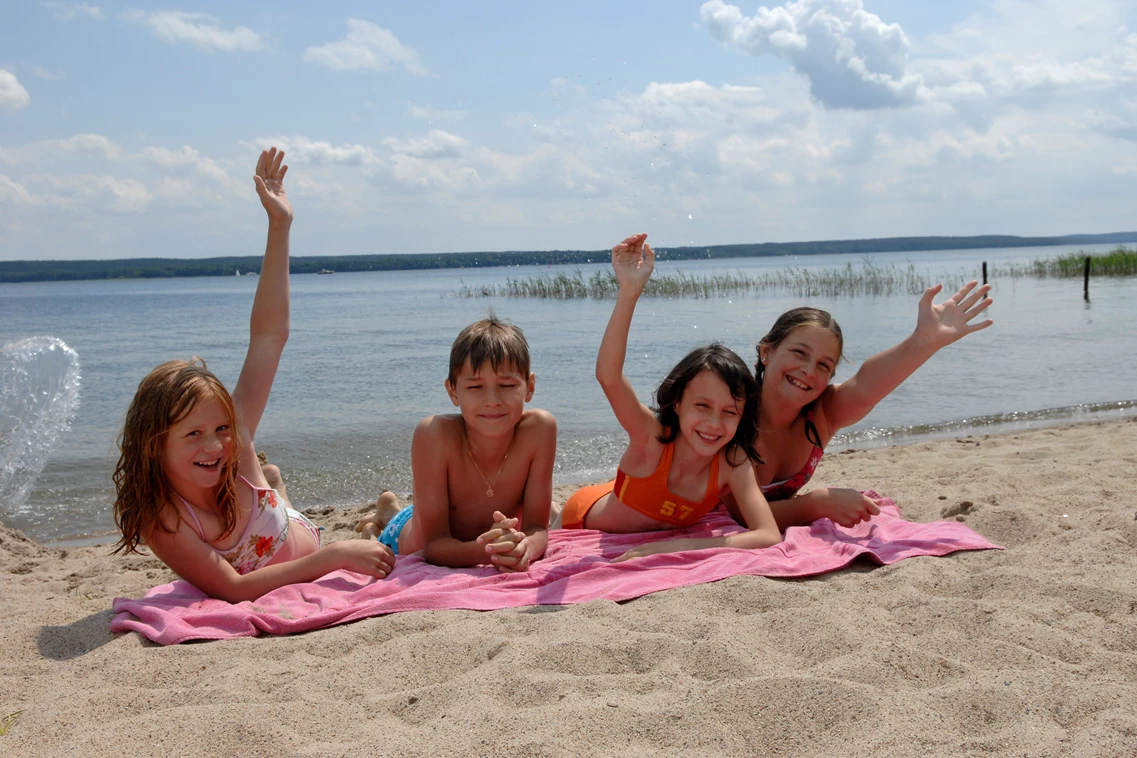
[1084,256,1091,301]
[982,261,987,285]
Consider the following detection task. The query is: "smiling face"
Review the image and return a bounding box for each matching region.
[161,394,234,496]
[445,358,535,439]
[675,369,744,456]
[760,324,842,408]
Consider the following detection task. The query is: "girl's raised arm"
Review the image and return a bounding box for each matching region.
[231,147,292,445]
[822,280,993,433]
[595,233,660,452]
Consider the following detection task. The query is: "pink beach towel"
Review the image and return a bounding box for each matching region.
[110,492,1000,645]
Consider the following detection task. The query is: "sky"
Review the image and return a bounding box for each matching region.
[2,0,1136,261]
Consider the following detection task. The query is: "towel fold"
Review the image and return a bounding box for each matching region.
[110,492,1001,644]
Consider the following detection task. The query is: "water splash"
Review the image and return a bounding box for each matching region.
[0,337,82,512]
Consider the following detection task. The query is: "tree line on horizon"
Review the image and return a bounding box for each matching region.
[3,232,1137,284]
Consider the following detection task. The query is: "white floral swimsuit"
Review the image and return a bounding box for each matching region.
[179,475,321,574]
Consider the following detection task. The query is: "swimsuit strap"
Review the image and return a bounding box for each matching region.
[803,405,823,450]
[173,475,262,548]
[703,450,721,502]
[175,491,209,542]
[760,408,826,501]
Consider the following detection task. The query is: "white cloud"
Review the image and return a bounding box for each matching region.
[30,173,153,213]
[0,133,122,163]
[1086,101,1137,142]
[251,136,380,167]
[139,146,231,184]
[40,1,102,21]
[29,65,66,81]
[700,0,925,109]
[0,70,31,110]
[123,10,264,52]
[7,0,1137,264]
[0,175,33,204]
[0,135,246,225]
[408,102,466,121]
[304,19,431,76]
[383,130,468,160]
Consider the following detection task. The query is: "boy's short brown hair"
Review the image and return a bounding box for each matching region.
[448,313,530,384]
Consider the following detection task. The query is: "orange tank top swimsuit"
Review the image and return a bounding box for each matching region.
[562,442,722,529]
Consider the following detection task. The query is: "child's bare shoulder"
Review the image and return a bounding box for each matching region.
[518,408,556,441]
[519,407,556,430]
[509,408,554,457]
[413,413,466,444]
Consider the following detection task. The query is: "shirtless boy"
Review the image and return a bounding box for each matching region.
[356,315,557,572]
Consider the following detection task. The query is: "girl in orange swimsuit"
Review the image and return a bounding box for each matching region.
[110,148,395,603]
[562,233,782,563]
[751,281,994,530]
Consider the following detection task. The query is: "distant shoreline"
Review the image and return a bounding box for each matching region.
[4,231,1137,283]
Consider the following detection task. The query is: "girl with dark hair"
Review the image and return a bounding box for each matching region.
[752,284,993,530]
[112,148,395,602]
[561,233,781,561]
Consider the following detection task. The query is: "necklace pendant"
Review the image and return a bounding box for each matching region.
[486,488,494,497]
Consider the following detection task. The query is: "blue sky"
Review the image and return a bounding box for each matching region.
[2,0,1136,261]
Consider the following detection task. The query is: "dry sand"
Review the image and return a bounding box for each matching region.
[2,418,1136,757]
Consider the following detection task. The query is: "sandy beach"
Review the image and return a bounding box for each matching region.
[3,418,1136,757]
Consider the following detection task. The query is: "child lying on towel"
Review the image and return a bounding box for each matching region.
[562,233,782,562]
[357,314,558,572]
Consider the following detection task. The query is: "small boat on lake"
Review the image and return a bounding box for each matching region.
[317,268,335,275]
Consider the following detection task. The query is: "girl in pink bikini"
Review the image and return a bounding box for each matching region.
[111,147,395,602]
[752,282,994,530]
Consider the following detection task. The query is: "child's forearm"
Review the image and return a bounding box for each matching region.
[662,529,782,554]
[595,290,639,388]
[842,330,938,409]
[200,549,336,603]
[422,536,494,568]
[249,219,292,342]
[767,493,822,530]
[523,527,549,561]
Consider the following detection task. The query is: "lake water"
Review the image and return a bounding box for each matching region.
[2,243,1135,543]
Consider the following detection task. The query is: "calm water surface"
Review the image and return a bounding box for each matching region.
[2,243,1135,542]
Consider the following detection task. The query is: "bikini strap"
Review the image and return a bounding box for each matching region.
[704,452,721,503]
[803,404,823,450]
[173,491,209,542]
[613,441,673,500]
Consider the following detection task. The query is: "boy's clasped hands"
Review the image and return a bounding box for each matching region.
[476,511,532,573]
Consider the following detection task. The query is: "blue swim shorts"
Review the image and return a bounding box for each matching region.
[377,505,413,555]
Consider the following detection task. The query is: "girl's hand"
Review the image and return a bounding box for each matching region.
[611,233,654,293]
[325,539,396,579]
[809,487,882,528]
[253,146,292,223]
[915,281,993,350]
[611,540,674,563]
